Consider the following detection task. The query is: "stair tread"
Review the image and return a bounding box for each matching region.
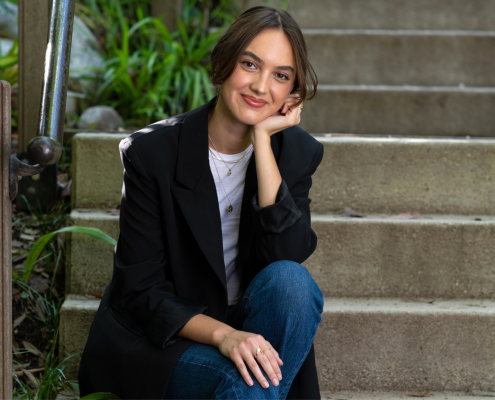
[62,295,495,316]
[321,392,495,400]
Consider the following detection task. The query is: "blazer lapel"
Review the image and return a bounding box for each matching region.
[171,95,282,295]
[171,96,228,293]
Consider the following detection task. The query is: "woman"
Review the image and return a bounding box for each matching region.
[78,5,324,400]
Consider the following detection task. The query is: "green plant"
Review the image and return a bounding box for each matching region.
[75,0,240,127]
[14,225,116,284]
[0,38,19,127]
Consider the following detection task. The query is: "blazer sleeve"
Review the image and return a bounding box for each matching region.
[250,142,324,265]
[113,138,207,348]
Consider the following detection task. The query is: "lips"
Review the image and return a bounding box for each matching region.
[241,94,267,108]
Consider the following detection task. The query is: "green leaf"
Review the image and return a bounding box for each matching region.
[79,392,121,399]
[177,19,189,48]
[22,226,116,284]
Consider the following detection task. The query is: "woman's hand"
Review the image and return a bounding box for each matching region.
[250,92,303,145]
[217,329,283,389]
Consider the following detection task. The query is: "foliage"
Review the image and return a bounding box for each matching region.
[75,0,241,127]
[0,38,18,127]
[12,201,117,398]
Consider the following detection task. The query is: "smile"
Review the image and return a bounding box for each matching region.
[241,94,267,108]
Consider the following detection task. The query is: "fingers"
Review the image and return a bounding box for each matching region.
[261,347,283,381]
[231,351,254,387]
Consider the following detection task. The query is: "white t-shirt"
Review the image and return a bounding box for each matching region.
[209,143,254,305]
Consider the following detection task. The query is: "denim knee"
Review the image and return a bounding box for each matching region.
[258,260,324,314]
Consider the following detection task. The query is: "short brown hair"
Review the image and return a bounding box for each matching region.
[210,6,318,106]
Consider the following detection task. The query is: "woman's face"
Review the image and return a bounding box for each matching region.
[219,28,297,126]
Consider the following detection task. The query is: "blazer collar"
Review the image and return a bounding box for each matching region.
[172,95,282,304]
[176,95,218,190]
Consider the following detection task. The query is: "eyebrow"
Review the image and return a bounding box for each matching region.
[240,51,295,74]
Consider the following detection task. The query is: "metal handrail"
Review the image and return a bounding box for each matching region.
[9,0,76,201]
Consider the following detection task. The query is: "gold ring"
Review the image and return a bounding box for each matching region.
[263,347,272,353]
[255,348,264,358]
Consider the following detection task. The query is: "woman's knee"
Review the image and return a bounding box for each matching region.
[260,260,324,313]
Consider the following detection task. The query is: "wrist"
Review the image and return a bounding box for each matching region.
[212,325,235,348]
[252,130,271,146]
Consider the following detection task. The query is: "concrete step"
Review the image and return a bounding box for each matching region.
[316,298,495,392]
[245,0,495,30]
[300,85,495,136]
[55,389,495,400]
[59,296,495,391]
[306,214,495,299]
[310,136,495,215]
[59,294,101,380]
[71,133,128,209]
[321,392,495,400]
[72,134,495,214]
[67,210,495,300]
[65,209,119,296]
[304,30,495,87]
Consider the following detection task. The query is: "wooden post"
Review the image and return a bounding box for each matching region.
[1,81,13,398]
[18,0,51,153]
[151,0,183,32]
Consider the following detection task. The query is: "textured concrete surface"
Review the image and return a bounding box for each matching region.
[321,392,495,400]
[66,210,119,295]
[59,296,495,390]
[299,85,495,136]
[309,136,495,215]
[246,0,495,30]
[72,133,128,209]
[55,389,495,400]
[315,298,495,392]
[59,295,100,380]
[67,210,495,300]
[305,215,495,299]
[304,30,495,86]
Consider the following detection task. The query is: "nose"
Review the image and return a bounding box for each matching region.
[250,70,270,95]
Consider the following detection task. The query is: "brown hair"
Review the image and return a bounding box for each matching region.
[210,6,318,106]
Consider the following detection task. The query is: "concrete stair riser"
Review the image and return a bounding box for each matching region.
[307,215,495,299]
[66,210,119,296]
[312,137,495,215]
[59,296,101,380]
[304,30,495,87]
[72,133,128,209]
[67,211,495,300]
[246,0,495,30]
[59,296,495,391]
[299,86,495,136]
[55,390,495,400]
[72,135,495,215]
[316,299,495,392]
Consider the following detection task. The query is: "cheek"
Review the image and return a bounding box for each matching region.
[226,67,252,90]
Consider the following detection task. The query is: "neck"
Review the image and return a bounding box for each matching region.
[208,95,253,154]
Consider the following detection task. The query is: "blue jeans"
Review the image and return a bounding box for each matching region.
[164,260,324,399]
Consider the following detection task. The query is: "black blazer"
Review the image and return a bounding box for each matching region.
[78,95,325,399]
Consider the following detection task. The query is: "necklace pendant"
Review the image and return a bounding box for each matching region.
[227,170,231,176]
[228,205,233,212]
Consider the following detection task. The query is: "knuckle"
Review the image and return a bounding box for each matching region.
[249,361,258,369]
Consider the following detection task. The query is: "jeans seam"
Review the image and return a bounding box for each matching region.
[177,359,240,399]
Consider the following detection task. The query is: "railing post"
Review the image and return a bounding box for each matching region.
[1,80,13,398]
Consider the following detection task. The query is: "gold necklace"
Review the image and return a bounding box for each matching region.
[210,148,253,212]
[208,135,253,175]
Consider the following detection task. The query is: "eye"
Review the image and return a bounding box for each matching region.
[242,61,256,69]
[275,73,289,80]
